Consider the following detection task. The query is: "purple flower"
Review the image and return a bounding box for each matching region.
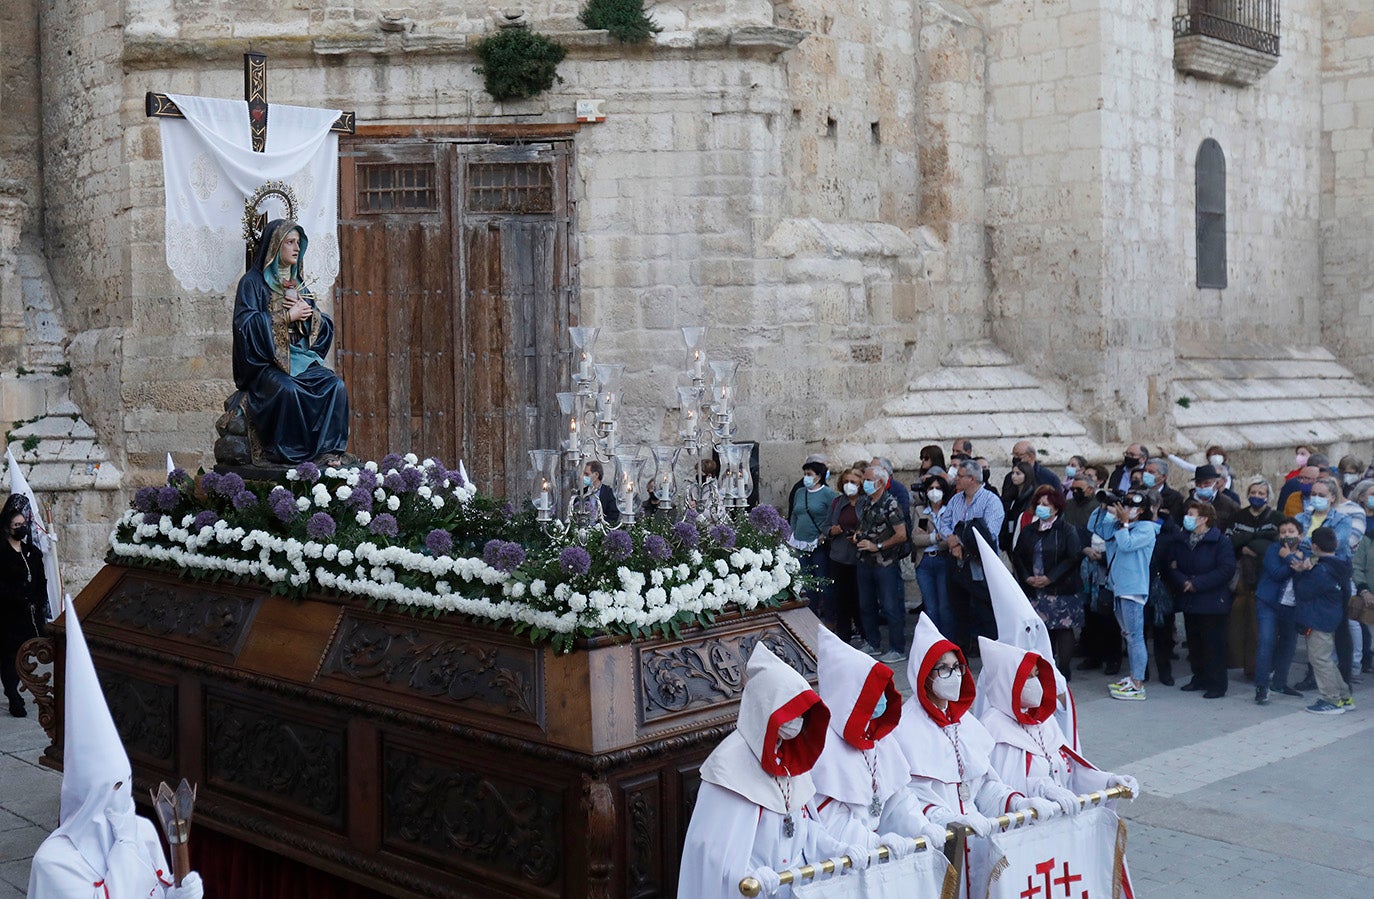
[683,507,699,525]
[167,468,190,487]
[425,462,451,488]
[369,512,399,538]
[354,469,378,494]
[199,471,221,495]
[231,489,258,511]
[156,485,181,512]
[778,521,793,542]
[214,472,246,498]
[383,472,407,493]
[672,520,700,548]
[293,461,321,484]
[380,453,405,473]
[709,524,737,549]
[604,529,633,560]
[268,486,298,523]
[501,501,516,517]
[559,545,592,575]
[483,539,526,573]
[306,512,336,540]
[749,504,787,536]
[191,510,219,532]
[644,534,672,562]
[401,467,424,491]
[141,511,162,526]
[133,486,158,513]
[424,528,454,556]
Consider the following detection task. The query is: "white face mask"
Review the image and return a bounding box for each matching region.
[927,488,944,505]
[1020,677,1044,709]
[1208,454,1224,467]
[777,717,804,740]
[843,482,859,496]
[931,672,963,702]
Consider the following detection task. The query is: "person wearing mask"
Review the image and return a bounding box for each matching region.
[582,460,620,525]
[1228,476,1281,679]
[1142,457,1185,522]
[1181,464,1239,531]
[1079,489,1124,678]
[872,457,912,532]
[786,454,830,522]
[1061,455,1089,495]
[0,495,47,718]
[1277,465,1320,519]
[1286,445,1316,481]
[1337,455,1366,498]
[1292,528,1355,715]
[1009,486,1084,682]
[998,461,1037,553]
[1108,444,1149,494]
[918,445,947,480]
[1061,469,1098,531]
[788,458,838,628]
[1000,441,1060,499]
[1103,492,1157,701]
[974,457,1000,499]
[1254,517,1307,704]
[910,474,954,642]
[1166,445,1237,501]
[1160,501,1237,699]
[855,465,910,663]
[826,468,867,647]
[1146,495,1182,686]
[938,459,1005,653]
[1292,477,1356,698]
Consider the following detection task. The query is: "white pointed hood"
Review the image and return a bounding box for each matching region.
[810,628,908,807]
[975,637,1056,727]
[700,643,830,814]
[53,605,135,872]
[971,528,1078,748]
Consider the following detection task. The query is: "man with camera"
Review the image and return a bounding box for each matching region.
[854,464,909,663]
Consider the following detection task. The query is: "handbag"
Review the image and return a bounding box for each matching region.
[1349,590,1374,626]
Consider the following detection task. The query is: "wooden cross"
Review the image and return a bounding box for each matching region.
[145,52,355,153]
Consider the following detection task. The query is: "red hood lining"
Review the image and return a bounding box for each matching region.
[916,639,974,727]
[1013,652,1058,725]
[842,664,901,749]
[761,689,831,777]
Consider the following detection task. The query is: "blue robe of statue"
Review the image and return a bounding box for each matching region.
[232,219,350,465]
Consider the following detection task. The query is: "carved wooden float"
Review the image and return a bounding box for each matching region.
[25,564,819,899]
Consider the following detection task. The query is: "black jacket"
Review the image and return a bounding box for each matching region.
[1011,517,1084,597]
[1159,526,1237,615]
[0,540,47,639]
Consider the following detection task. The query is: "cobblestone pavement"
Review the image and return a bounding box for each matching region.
[2,638,1370,897]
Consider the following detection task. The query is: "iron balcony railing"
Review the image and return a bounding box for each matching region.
[1173,0,1280,56]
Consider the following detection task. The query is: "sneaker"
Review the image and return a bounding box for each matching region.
[1254,687,1269,705]
[1110,683,1146,701]
[1305,700,1346,715]
[1277,686,1304,697]
[1339,696,1355,709]
[1108,677,1132,690]
[865,644,885,658]
[878,650,907,664]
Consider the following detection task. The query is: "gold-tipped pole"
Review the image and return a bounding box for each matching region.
[150,779,198,886]
[737,785,1132,896]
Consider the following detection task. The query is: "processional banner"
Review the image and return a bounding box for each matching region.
[793,846,955,899]
[158,94,340,294]
[981,807,1126,899]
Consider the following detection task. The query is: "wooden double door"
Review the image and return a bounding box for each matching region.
[336,137,576,497]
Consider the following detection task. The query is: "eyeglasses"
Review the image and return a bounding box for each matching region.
[931,663,965,679]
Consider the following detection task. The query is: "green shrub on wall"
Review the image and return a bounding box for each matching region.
[579,0,661,44]
[473,27,567,101]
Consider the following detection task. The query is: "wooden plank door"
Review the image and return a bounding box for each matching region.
[337,142,458,464]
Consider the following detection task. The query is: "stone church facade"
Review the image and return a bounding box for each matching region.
[3,0,1374,587]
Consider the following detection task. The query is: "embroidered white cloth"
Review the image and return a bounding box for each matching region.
[159,93,340,294]
[792,849,952,899]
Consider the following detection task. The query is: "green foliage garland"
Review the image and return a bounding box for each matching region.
[579,0,661,44]
[473,27,567,102]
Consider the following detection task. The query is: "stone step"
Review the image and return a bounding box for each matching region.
[1174,396,1374,429]
[882,387,1062,417]
[1178,378,1374,403]
[907,364,1044,392]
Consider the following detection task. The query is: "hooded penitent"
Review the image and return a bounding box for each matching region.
[809,629,907,825]
[680,643,844,899]
[231,217,349,464]
[28,608,174,898]
[971,529,1079,751]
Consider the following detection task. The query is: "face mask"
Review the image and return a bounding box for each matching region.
[1282,536,1300,547]
[1208,454,1225,467]
[1311,496,1330,512]
[10,524,28,541]
[1020,676,1044,708]
[1248,495,1267,508]
[931,672,963,702]
[1126,507,1141,520]
[862,480,878,496]
[777,717,803,740]
[1366,495,1374,510]
[1065,466,1077,478]
[843,482,859,497]
[1195,486,1216,501]
[1034,504,1052,520]
[927,488,943,504]
[1070,487,1086,501]
[1182,514,1198,532]
[872,694,888,718]
[1295,453,1309,468]
[583,475,592,488]
[803,475,816,489]
[1142,472,1157,488]
[1344,473,1358,485]
[1123,454,1140,469]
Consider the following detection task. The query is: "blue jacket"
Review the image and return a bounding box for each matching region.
[1159,526,1237,615]
[1255,541,1303,606]
[1295,507,1354,561]
[1292,555,1351,633]
[1105,519,1158,598]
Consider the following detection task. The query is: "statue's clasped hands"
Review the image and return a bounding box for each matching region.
[285,294,314,323]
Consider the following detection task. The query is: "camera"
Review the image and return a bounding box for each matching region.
[1095,489,1126,505]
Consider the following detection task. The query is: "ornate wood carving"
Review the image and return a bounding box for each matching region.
[638,624,816,724]
[319,612,542,724]
[205,695,346,829]
[623,775,661,898]
[91,575,257,656]
[98,669,176,766]
[382,744,562,889]
[584,776,616,899]
[16,636,55,742]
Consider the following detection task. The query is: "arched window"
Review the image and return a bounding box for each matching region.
[1195,138,1226,289]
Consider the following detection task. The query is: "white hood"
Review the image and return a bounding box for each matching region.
[892,613,993,785]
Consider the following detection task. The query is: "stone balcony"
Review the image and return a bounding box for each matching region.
[1173,2,1280,87]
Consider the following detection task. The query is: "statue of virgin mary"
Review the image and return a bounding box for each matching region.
[231,219,350,465]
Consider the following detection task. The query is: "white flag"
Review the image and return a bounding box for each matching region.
[794,847,954,899]
[980,807,1125,899]
[6,448,63,618]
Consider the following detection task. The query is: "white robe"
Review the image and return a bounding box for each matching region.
[29,816,174,899]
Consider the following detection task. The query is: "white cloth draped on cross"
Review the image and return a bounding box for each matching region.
[158,94,341,294]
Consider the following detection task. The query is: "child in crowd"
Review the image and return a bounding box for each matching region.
[1292,527,1354,714]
